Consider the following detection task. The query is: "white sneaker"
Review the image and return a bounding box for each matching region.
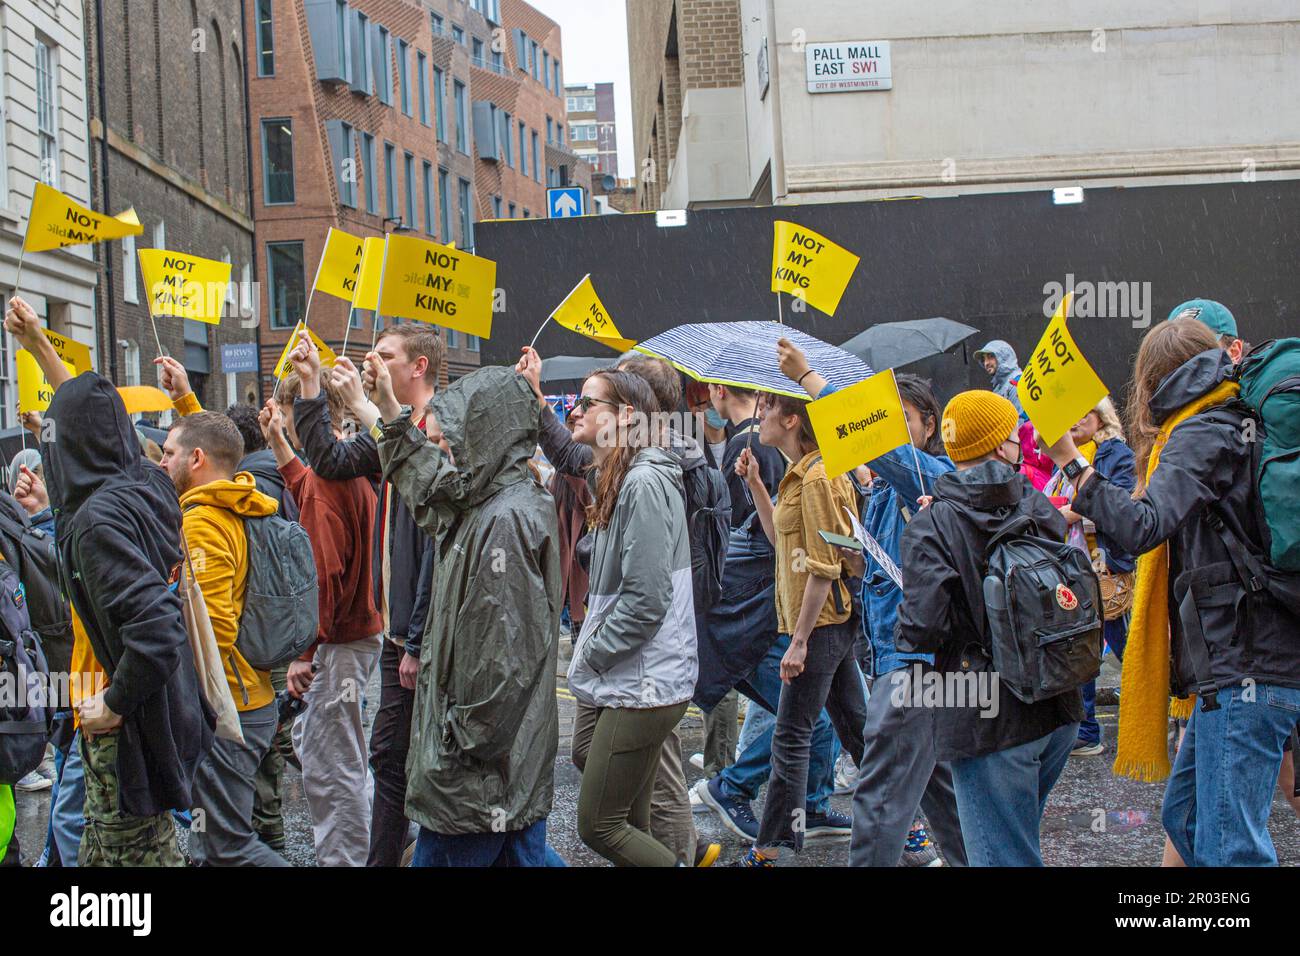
[833,752,858,796]
[690,782,708,813]
[689,752,705,771]
[15,768,53,792]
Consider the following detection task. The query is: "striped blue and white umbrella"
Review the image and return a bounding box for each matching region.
[634,322,874,399]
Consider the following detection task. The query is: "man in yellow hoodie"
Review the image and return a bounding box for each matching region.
[159,408,289,867]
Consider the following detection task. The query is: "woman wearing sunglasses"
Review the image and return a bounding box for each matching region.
[566,370,699,867]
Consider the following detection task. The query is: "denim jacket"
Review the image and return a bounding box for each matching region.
[818,383,954,678]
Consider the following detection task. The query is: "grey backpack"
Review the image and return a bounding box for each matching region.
[235,515,319,671]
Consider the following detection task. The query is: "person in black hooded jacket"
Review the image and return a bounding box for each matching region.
[896,389,1082,867]
[1046,319,1300,866]
[6,296,213,866]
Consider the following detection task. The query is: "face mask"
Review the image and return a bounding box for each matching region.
[704,408,727,430]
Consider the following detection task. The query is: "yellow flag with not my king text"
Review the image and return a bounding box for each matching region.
[138,249,231,324]
[23,181,143,253]
[1016,293,1110,445]
[274,323,339,380]
[352,237,385,312]
[771,220,861,318]
[377,234,496,339]
[549,275,637,352]
[313,227,365,303]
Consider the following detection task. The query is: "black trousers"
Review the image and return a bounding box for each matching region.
[367,637,416,867]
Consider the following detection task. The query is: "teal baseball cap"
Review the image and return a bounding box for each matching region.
[1167,299,1238,338]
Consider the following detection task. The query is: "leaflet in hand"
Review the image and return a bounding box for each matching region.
[845,506,904,591]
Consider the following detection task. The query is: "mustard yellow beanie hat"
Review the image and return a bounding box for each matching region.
[942,390,1020,463]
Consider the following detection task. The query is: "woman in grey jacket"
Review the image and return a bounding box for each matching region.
[567,369,698,867]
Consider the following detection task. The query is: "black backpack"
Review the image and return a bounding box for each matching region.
[0,559,53,784]
[680,453,731,619]
[0,499,73,676]
[980,514,1103,704]
[234,515,319,671]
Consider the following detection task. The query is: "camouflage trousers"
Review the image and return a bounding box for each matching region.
[78,731,184,867]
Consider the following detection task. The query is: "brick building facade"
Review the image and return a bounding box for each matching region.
[85,0,260,412]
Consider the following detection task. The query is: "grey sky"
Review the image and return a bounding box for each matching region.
[530,0,634,178]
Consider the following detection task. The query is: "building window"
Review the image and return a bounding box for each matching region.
[433,67,447,142]
[472,37,484,66]
[446,328,458,349]
[362,132,377,213]
[35,41,59,187]
[351,11,373,94]
[508,202,516,218]
[122,233,138,304]
[492,195,502,217]
[454,81,468,154]
[529,40,539,81]
[491,49,504,74]
[514,29,528,71]
[404,152,416,227]
[518,121,528,178]
[422,161,434,236]
[384,142,397,218]
[438,167,451,243]
[256,0,275,75]
[375,26,393,105]
[261,119,294,204]
[416,52,429,124]
[458,178,473,249]
[466,335,480,353]
[531,131,540,183]
[431,12,444,36]
[452,25,464,45]
[498,110,513,167]
[397,39,410,114]
[546,116,553,144]
[326,120,356,207]
[523,208,530,218]
[267,242,305,329]
[543,51,551,91]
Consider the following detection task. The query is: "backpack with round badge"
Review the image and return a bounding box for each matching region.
[0,561,52,784]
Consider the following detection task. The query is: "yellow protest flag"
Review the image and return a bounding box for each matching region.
[771,220,861,318]
[41,328,93,374]
[16,349,74,413]
[117,386,175,415]
[549,275,637,353]
[138,248,232,324]
[352,237,385,311]
[23,182,143,253]
[807,368,913,479]
[377,234,496,340]
[313,227,365,303]
[274,322,338,380]
[1016,293,1109,444]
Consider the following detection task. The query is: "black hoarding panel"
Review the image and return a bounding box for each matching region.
[479,180,1298,408]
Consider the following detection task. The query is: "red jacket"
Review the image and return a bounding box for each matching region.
[279,457,382,654]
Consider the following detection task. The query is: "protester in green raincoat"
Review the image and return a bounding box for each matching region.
[370,361,563,866]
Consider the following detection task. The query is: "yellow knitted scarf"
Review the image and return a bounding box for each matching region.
[1113,380,1239,782]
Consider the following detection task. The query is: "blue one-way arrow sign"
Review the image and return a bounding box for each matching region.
[548,186,585,219]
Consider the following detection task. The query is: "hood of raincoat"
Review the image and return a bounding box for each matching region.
[1148,348,1232,427]
[974,340,1022,394]
[424,365,539,512]
[178,472,278,519]
[43,372,156,522]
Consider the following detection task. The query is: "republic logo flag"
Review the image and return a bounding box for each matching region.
[807,368,912,478]
[771,220,861,318]
[377,234,496,339]
[23,181,143,253]
[1017,292,1110,445]
[313,227,365,303]
[137,248,232,325]
[547,274,637,352]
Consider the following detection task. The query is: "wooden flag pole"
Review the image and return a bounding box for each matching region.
[340,307,355,359]
[10,245,27,299]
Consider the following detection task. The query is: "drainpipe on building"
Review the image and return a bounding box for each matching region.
[765,0,788,205]
[94,0,120,382]
[240,0,263,404]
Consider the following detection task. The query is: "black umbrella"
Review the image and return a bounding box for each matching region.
[840,318,980,371]
[539,355,611,386]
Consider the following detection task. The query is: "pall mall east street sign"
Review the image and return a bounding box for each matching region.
[806,41,892,93]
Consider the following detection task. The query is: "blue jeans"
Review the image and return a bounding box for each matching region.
[1163,683,1300,866]
[951,722,1078,866]
[718,633,839,814]
[45,729,85,867]
[412,818,562,867]
[1080,616,1129,745]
